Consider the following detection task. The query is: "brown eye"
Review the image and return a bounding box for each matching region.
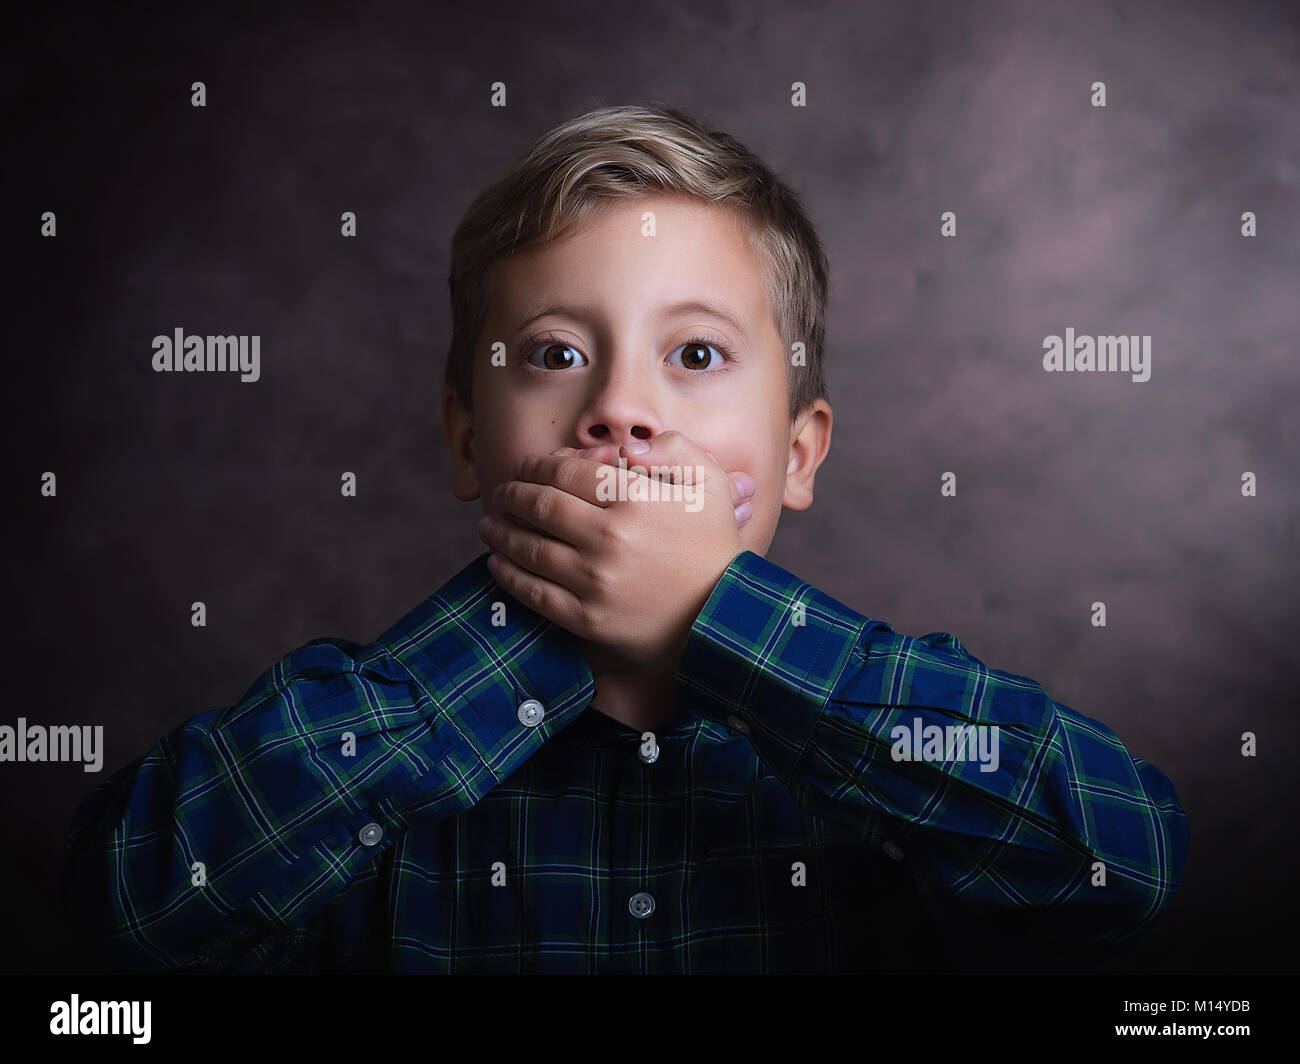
[526,341,588,371]
[669,341,725,371]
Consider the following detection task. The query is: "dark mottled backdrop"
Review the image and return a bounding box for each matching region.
[4,0,1298,973]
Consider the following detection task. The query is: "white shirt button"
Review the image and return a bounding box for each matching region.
[638,733,659,764]
[628,891,655,919]
[358,822,383,846]
[883,841,904,861]
[725,715,751,736]
[517,699,545,727]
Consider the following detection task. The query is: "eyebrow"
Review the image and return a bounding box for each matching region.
[513,299,751,345]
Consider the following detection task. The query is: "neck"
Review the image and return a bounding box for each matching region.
[575,638,681,734]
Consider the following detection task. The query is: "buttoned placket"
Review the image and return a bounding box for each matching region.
[630,727,660,931]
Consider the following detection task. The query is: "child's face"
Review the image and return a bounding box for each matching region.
[443,192,831,557]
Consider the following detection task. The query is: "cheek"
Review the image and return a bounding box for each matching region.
[739,446,780,489]
[475,414,525,464]
[484,430,558,492]
[704,442,776,494]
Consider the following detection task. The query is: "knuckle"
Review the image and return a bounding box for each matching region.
[554,461,581,494]
[585,560,609,593]
[576,599,599,637]
[533,489,555,523]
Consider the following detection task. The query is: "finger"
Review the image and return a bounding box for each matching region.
[574,443,622,465]
[478,507,587,590]
[727,471,756,508]
[548,445,619,464]
[618,432,727,494]
[538,444,622,468]
[490,473,606,552]
[484,551,586,633]
[637,439,754,525]
[511,448,599,476]
[511,452,629,511]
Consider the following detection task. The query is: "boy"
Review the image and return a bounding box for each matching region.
[59,103,1189,973]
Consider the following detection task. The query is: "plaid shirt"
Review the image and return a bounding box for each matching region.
[60,550,1189,973]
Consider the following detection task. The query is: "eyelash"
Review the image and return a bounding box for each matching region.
[519,330,737,371]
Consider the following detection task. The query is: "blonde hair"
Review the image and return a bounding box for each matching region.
[444,102,829,423]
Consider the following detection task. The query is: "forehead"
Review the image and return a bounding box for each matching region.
[485,194,770,320]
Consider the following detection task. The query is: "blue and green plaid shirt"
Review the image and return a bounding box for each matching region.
[60,550,1189,973]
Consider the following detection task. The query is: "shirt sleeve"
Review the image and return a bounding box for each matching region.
[58,554,593,972]
[675,550,1190,957]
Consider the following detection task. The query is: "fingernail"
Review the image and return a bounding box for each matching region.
[511,456,525,476]
[622,440,650,454]
[734,473,756,498]
[735,501,752,527]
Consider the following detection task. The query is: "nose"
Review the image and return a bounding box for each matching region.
[575,359,660,450]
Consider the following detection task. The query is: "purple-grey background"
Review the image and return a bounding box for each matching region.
[4,0,1298,973]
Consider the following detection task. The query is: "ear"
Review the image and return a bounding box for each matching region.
[441,383,481,501]
[781,399,833,512]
